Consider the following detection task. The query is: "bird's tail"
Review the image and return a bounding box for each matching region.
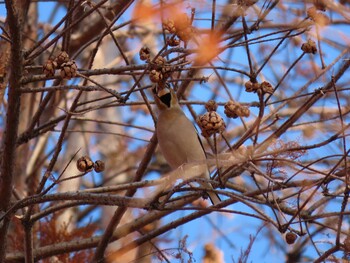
[199,181,221,205]
[200,169,221,205]
[207,190,221,205]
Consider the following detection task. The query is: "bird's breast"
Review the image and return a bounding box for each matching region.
[156,109,206,168]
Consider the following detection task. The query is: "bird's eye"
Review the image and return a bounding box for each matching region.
[159,93,171,107]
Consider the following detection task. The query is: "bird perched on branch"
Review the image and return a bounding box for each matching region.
[153,85,221,205]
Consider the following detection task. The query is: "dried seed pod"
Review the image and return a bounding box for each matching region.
[301,39,317,54]
[153,56,166,66]
[139,46,151,61]
[149,69,163,83]
[197,111,226,138]
[239,106,250,117]
[150,56,171,74]
[94,160,105,173]
[43,59,58,77]
[244,80,260,93]
[167,37,180,47]
[205,100,218,112]
[77,156,94,173]
[60,60,77,79]
[224,100,250,118]
[285,232,297,244]
[55,51,70,67]
[260,81,274,94]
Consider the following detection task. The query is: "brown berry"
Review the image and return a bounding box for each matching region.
[77,156,94,173]
[94,160,105,173]
[285,232,297,244]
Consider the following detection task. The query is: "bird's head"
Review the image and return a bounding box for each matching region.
[153,84,179,110]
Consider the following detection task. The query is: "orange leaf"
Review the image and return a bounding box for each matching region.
[132,2,157,22]
[194,32,222,65]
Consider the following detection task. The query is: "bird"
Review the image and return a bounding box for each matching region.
[153,85,221,205]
